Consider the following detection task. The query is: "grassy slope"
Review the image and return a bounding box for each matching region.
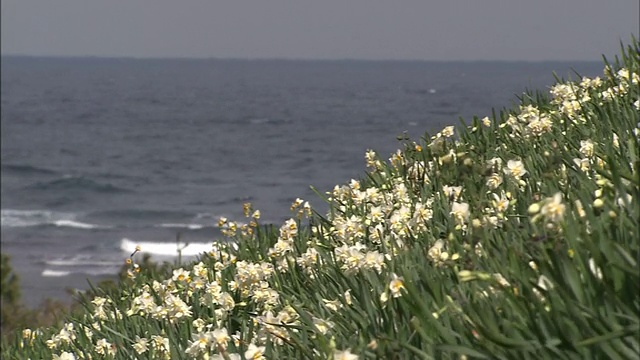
[3,41,639,359]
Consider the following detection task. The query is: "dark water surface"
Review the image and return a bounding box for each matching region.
[1,56,602,307]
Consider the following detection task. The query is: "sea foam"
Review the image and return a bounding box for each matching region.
[1,209,74,228]
[120,238,212,257]
[0,209,107,229]
[54,220,106,229]
[45,259,122,267]
[156,223,204,230]
[41,269,71,277]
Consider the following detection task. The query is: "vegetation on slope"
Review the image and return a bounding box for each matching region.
[2,40,638,359]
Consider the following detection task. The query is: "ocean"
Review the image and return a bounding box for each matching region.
[0,56,603,307]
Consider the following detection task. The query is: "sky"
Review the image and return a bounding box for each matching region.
[1,0,638,61]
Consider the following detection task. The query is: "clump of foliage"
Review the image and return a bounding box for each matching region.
[1,254,21,306]
[2,39,638,359]
[1,253,22,330]
[1,254,73,340]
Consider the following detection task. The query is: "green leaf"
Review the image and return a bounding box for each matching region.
[435,344,490,359]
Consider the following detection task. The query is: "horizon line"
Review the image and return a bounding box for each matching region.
[0,53,603,64]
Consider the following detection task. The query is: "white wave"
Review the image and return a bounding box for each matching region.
[45,259,122,267]
[0,209,109,229]
[0,209,97,229]
[1,209,69,227]
[194,212,226,222]
[156,223,204,230]
[42,269,71,277]
[42,267,118,277]
[120,238,212,257]
[54,220,105,229]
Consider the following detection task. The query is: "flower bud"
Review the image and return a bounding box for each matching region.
[593,198,604,208]
[477,272,491,281]
[528,203,541,214]
[458,270,475,282]
[440,154,453,165]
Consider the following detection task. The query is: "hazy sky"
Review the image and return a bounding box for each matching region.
[2,1,638,61]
